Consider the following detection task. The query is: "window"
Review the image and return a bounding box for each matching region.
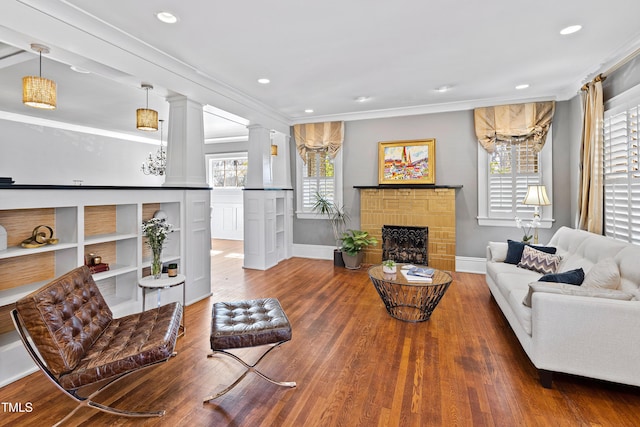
[296,149,343,218]
[477,130,553,227]
[603,91,640,244]
[208,157,248,188]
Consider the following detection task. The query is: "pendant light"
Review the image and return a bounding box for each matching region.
[136,83,158,131]
[22,44,57,110]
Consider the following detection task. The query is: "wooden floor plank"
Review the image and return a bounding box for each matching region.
[1,239,640,426]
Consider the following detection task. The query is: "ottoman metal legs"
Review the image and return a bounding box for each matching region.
[204,298,296,402]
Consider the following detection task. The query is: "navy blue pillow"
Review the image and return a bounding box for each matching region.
[538,268,585,285]
[504,239,557,265]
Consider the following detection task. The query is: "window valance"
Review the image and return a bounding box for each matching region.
[474,101,555,153]
[293,121,344,163]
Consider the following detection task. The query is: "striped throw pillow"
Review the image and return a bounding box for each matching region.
[517,245,562,275]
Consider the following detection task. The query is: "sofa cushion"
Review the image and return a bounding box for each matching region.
[522,282,634,307]
[489,241,508,262]
[508,288,532,335]
[538,268,584,286]
[582,257,620,290]
[504,240,557,265]
[517,245,562,274]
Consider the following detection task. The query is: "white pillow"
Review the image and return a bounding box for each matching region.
[489,241,508,262]
[522,282,634,307]
[582,258,621,290]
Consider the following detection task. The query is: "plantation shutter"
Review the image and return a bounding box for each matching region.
[488,140,541,218]
[604,106,640,244]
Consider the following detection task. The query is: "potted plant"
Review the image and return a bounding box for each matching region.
[340,229,378,270]
[312,192,351,267]
[382,259,397,274]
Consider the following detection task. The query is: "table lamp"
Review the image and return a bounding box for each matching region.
[522,185,551,244]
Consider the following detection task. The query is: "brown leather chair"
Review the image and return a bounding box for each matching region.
[12,266,182,426]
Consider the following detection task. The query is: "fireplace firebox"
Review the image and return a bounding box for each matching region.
[381,225,428,265]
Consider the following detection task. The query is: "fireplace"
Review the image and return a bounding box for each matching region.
[358,187,458,270]
[382,225,428,265]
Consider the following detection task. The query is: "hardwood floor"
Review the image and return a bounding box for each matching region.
[2,239,640,426]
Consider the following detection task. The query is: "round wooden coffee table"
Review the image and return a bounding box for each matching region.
[367,264,452,322]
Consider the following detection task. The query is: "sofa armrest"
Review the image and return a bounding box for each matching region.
[531,292,640,386]
[486,241,508,262]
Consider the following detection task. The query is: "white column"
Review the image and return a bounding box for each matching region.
[164,96,208,188]
[271,131,292,189]
[246,124,272,189]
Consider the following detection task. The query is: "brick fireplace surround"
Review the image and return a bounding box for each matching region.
[357,185,461,271]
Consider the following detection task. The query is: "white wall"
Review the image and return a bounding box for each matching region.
[210,189,244,240]
[0,119,164,186]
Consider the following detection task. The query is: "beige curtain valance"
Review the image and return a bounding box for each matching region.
[293,121,344,163]
[474,101,556,153]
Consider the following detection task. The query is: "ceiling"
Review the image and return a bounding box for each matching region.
[1,0,640,141]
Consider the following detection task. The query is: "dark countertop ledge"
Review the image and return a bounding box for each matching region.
[0,184,211,190]
[354,184,463,189]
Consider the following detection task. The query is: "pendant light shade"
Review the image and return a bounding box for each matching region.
[136,83,158,131]
[22,44,56,110]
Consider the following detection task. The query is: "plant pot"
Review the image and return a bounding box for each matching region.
[334,249,345,267]
[342,252,363,270]
[383,265,397,274]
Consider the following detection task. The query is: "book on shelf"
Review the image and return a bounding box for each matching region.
[89,263,110,274]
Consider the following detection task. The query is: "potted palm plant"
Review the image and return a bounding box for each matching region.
[312,192,350,267]
[340,229,378,269]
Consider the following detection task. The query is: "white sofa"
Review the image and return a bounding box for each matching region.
[485,226,640,388]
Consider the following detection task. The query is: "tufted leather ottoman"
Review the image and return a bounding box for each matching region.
[204,298,296,401]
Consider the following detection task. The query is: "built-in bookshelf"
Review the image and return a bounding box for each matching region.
[0,186,211,387]
[243,189,293,270]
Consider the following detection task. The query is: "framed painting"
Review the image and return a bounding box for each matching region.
[378,139,436,184]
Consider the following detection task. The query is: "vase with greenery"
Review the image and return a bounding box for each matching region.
[382,259,397,273]
[142,217,173,279]
[312,192,350,266]
[340,229,378,269]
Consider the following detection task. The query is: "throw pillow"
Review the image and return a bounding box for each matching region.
[522,282,634,307]
[582,258,621,290]
[488,241,508,262]
[517,245,562,275]
[504,240,557,265]
[538,268,584,286]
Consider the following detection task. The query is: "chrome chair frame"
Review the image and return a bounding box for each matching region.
[204,341,296,402]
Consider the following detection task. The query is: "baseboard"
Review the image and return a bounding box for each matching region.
[455,256,486,274]
[293,244,486,274]
[293,244,335,260]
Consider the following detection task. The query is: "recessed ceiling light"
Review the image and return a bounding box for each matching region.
[156,11,178,24]
[515,84,530,90]
[304,109,314,113]
[560,25,582,35]
[70,65,90,74]
[434,85,452,93]
[354,96,371,103]
[257,78,270,84]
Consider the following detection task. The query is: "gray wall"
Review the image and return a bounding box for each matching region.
[293,99,582,258]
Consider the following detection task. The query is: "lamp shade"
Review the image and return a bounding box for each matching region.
[22,75,57,110]
[137,108,158,131]
[523,185,551,206]
[271,144,278,156]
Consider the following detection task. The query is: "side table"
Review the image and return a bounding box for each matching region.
[138,273,186,336]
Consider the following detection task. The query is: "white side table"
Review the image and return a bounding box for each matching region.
[138,273,186,336]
